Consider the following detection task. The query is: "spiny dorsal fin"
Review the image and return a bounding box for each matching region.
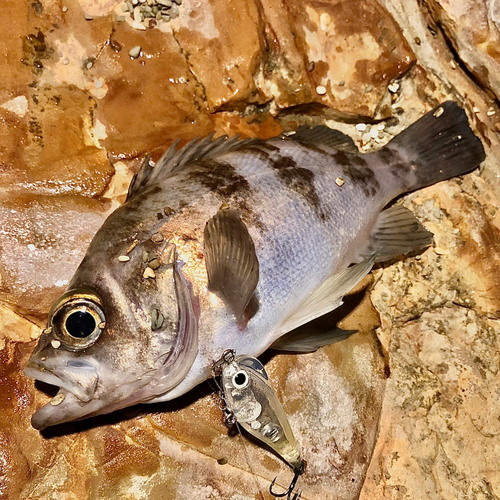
[204,209,259,323]
[284,125,358,153]
[360,205,433,262]
[127,135,260,201]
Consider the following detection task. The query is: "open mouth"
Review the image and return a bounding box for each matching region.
[23,360,104,430]
[24,360,99,403]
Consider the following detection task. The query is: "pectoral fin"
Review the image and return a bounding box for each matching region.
[360,205,433,262]
[279,254,376,335]
[204,209,259,322]
[271,327,357,353]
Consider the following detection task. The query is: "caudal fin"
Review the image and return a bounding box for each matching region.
[387,101,485,191]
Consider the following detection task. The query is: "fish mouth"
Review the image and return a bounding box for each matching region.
[24,360,104,430]
[24,360,99,403]
[24,360,168,430]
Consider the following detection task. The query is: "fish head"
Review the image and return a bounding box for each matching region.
[24,237,199,430]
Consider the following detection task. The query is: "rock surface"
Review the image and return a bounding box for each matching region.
[1,0,500,499]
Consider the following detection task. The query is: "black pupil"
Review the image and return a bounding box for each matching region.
[65,310,96,338]
[235,372,247,386]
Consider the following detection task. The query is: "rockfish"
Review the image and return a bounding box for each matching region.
[25,102,485,430]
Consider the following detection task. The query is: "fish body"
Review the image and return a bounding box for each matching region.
[25,102,485,429]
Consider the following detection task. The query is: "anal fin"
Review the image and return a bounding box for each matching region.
[279,254,376,336]
[360,205,433,262]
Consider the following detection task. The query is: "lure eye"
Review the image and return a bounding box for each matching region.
[50,290,105,351]
[232,370,249,389]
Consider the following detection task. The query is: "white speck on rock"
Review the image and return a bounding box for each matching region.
[316,85,327,95]
[1,96,29,117]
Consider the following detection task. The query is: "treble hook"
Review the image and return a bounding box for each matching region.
[269,462,305,500]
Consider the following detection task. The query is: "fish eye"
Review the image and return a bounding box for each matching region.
[65,308,97,339]
[50,291,105,351]
[232,370,249,389]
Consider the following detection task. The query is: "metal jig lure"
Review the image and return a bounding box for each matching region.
[212,350,305,500]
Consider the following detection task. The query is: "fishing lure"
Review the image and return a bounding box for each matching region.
[213,350,305,500]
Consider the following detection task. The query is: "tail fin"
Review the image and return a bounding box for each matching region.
[386,101,485,191]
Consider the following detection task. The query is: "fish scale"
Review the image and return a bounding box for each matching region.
[24,101,485,428]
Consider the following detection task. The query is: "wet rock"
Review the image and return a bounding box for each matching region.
[426,0,500,101]
[167,0,264,112]
[0,196,111,318]
[259,0,415,117]
[0,0,500,498]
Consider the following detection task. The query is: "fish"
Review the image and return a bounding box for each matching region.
[24,101,485,430]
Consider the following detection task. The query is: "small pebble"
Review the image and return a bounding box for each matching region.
[43,327,53,335]
[370,128,379,139]
[118,255,131,262]
[338,81,345,87]
[30,330,41,340]
[320,12,330,31]
[169,4,179,18]
[51,339,61,349]
[126,240,139,253]
[129,45,142,59]
[433,107,444,118]
[84,12,93,20]
[63,57,69,65]
[376,123,385,131]
[335,177,345,187]
[50,393,66,406]
[356,123,367,132]
[388,82,399,93]
[143,267,156,279]
[217,457,229,465]
[151,232,164,243]
[473,106,480,113]
[133,6,142,22]
[149,258,161,270]
[361,132,372,143]
[316,85,327,95]
[365,85,373,93]
[487,108,496,116]
[450,60,457,69]
[132,20,147,30]
[62,6,68,12]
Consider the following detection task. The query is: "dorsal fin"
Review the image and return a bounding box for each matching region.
[126,135,260,201]
[204,208,259,323]
[284,125,358,153]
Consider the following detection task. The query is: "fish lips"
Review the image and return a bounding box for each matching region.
[24,360,99,403]
[24,359,103,430]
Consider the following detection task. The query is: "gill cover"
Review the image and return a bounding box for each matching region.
[218,352,303,472]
